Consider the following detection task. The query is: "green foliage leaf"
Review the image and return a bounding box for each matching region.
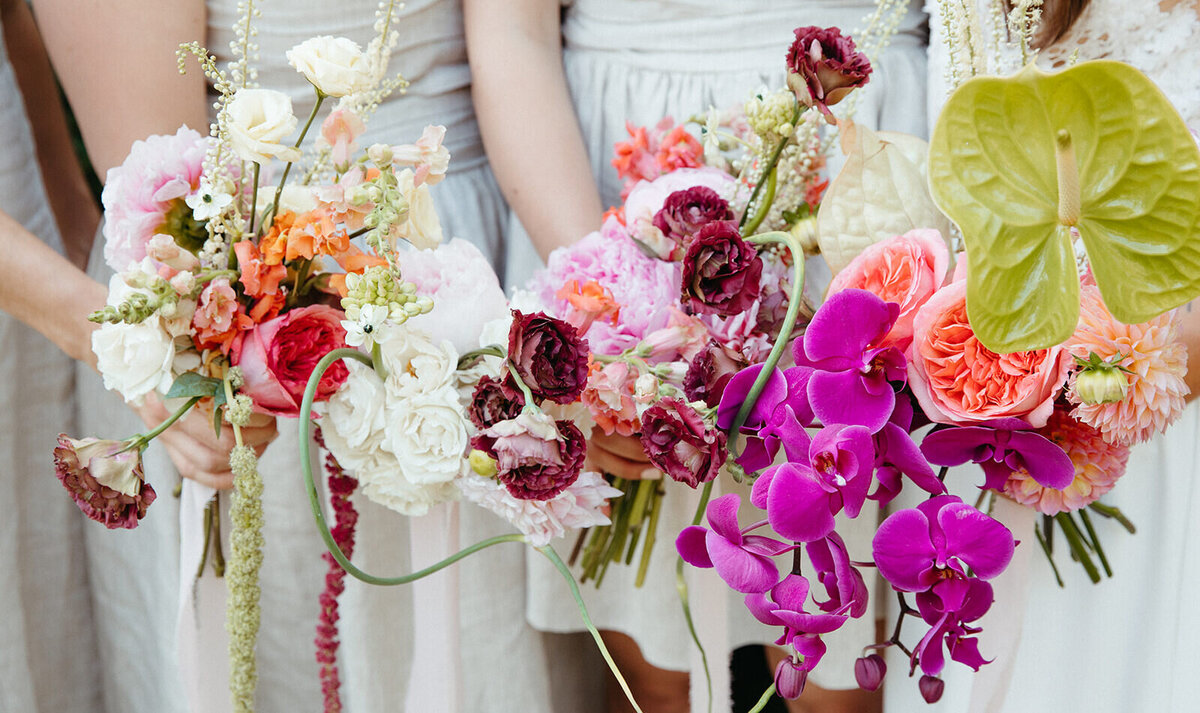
[817,121,955,274]
[929,60,1200,352]
[166,372,224,400]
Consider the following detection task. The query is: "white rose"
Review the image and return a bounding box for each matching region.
[92,319,176,405]
[392,168,442,249]
[379,326,457,390]
[226,89,302,165]
[286,36,373,98]
[381,381,469,485]
[320,361,388,471]
[358,463,459,516]
[255,184,318,216]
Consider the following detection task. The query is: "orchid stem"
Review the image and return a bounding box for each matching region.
[675,557,713,713]
[1034,522,1064,588]
[747,683,777,713]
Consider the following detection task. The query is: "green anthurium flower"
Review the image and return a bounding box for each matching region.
[928,60,1200,353]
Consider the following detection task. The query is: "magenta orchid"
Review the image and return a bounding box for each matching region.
[911,578,994,677]
[676,494,795,593]
[807,532,869,618]
[792,289,906,433]
[872,496,1015,593]
[920,419,1074,491]
[870,396,946,506]
[716,364,814,472]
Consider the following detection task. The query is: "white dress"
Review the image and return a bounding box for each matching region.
[0,27,100,713]
[79,2,550,712]
[516,0,930,704]
[887,2,1200,712]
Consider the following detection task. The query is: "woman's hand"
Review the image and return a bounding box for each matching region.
[586,431,661,481]
[134,395,278,490]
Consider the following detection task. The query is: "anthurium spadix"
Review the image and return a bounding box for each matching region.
[928,60,1200,353]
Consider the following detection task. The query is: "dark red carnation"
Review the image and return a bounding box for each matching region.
[54,435,156,529]
[683,340,748,409]
[639,398,727,488]
[786,26,872,120]
[653,186,735,257]
[681,221,763,316]
[507,310,589,404]
[471,412,586,501]
[468,375,526,430]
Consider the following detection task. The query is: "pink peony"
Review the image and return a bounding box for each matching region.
[1065,284,1189,445]
[1004,405,1130,514]
[532,217,682,355]
[908,281,1072,427]
[231,304,350,417]
[54,435,156,529]
[828,229,950,349]
[397,238,510,354]
[102,126,209,272]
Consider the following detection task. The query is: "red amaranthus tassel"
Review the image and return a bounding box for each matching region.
[313,427,359,713]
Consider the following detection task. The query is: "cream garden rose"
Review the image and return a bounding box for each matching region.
[382,380,470,486]
[226,88,302,165]
[286,36,373,98]
[392,168,443,249]
[93,319,176,405]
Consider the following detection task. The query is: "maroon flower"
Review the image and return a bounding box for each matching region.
[683,340,747,408]
[681,221,763,317]
[653,186,735,257]
[467,375,525,430]
[472,411,586,500]
[507,310,589,404]
[54,435,157,529]
[786,26,872,120]
[639,397,728,487]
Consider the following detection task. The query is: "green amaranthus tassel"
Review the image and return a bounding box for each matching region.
[227,444,265,712]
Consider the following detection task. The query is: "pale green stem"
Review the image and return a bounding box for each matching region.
[247,162,261,235]
[675,556,713,713]
[370,341,389,381]
[748,683,778,713]
[129,396,203,450]
[260,91,326,234]
[738,102,801,231]
[741,166,778,237]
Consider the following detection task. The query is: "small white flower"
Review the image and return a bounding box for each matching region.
[634,372,660,401]
[226,88,302,165]
[185,179,235,221]
[341,304,395,348]
[286,36,373,98]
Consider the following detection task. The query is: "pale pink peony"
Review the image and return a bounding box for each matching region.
[908,280,1072,427]
[828,229,950,349]
[457,471,622,547]
[1004,406,1130,514]
[397,238,509,354]
[1065,284,1189,444]
[102,126,209,272]
[531,217,681,355]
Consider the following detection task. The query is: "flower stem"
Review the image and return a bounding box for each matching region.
[1056,512,1100,584]
[675,554,713,713]
[506,360,540,414]
[537,545,644,713]
[456,344,506,370]
[132,396,204,449]
[247,162,261,235]
[747,683,777,713]
[1034,521,1064,588]
[260,91,327,235]
[1077,509,1112,578]
[738,102,800,231]
[741,165,778,237]
[634,484,663,587]
[370,341,388,380]
[1088,501,1137,534]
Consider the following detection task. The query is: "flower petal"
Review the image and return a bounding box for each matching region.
[937,502,1015,580]
[676,526,714,568]
[707,531,780,593]
[808,369,895,433]
[873,507,936,592]
[795,289,897,366]
[705,493,744,544]
[717,365,786,430]
[1008,430,1076,489]
[920,426,997,467]
[767,464,838,542]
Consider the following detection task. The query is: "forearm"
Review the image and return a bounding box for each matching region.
[31,0,207,178]
[0,211,106,367]
[2,0,100,269]
[464,0,602,258]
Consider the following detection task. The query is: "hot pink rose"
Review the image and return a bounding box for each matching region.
[828,229,950,349]
[232,304,349,416]
[907,281,1071,427]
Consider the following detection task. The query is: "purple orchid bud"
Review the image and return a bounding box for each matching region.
[775,657,809,700]
[793,289,906,433]
[854,654,886,691]
[676,494,794,593]
[919,675,945,703]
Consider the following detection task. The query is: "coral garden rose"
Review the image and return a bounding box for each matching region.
[786,26,872,119]
[828,229,950,349]
[232,304,349,416]
[507,310,590,404]
[54,436,156,529]
[639,397,728,487]
[907,281,1072,427]
[681,221,763,316]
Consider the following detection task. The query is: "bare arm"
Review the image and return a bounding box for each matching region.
[464,0,602,258]
[1,0,99,268]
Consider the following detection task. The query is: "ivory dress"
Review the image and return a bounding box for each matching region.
[79,1,549,711]
[514,0,930,705]
[0,26,100,713]
[886,2,1200,711]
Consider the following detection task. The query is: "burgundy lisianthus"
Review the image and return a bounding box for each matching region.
[683,340,747,409]
[786,26,872,120]
[676,494,794,593]
[872,495,1015,593]
[54,435,157,529]
[231,304,349,417]
[653,186,735,256]
[467,375,525,430]
[639,397,727,487]
[507,310,589,404]
[471,411,586,500]
[681,221,763,317]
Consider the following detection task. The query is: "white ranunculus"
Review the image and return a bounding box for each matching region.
[286,36,373,98]
[320,361,388,471]
[392,168,442,249]
[358,464,459,517]
[381,381,469,485]
[226,88,302,165]
[93,319,176,405]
